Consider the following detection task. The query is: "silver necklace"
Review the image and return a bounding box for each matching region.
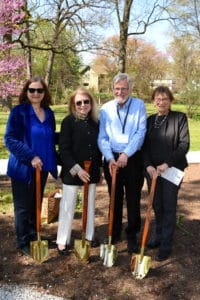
[154,114,168,128]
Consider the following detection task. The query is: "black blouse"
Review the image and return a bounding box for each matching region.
[142,111,190,171]
[59,114,102,185]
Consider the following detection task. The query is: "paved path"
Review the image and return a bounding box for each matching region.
[0,284,65,300]
[1,152,200,176]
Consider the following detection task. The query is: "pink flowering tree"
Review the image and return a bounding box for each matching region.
[0,0,26,98]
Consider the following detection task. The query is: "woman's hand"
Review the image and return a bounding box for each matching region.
[31,156,43,170]
[146,165,157,179]
[156,163,169,175]
[77,169,90,183]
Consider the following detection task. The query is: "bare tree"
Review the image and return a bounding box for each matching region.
[172,0,200,39]
[111,0,175,72]
[18,0,113,85]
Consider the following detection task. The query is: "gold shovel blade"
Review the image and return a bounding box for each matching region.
[131,254,151,279]
[30,240,48,263]
[74,239,91,261]
[100,243,117,267]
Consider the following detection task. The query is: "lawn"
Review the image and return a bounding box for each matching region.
[0,103,200,158]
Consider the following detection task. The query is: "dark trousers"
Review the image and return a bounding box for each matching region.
[103,151,144,240]
[146,175,179,252]
[11,171,48,249]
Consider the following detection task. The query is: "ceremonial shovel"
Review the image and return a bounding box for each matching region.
[30,167,48,263]
[131,177,157,279]
[74,160,91,261]
[100,164,118,267]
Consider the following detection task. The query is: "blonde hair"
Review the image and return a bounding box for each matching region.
[68,87,98,122]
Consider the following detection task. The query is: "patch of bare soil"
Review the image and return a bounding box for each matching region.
[0,164,200,299]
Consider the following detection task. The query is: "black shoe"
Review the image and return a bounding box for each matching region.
[147,240,160,249]
[20,245,30,256]
[127,238,138,254]
[57,246,69,256]
[155,250,171,261]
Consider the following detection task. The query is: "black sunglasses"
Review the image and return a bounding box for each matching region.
[75,99,90,106]
[28,88,45,94]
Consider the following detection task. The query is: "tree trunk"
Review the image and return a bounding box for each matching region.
[24,1,32,78]
[45,50,55,86]
[24,25,32,79]
[115,0,133,73]
[119,27,128,73]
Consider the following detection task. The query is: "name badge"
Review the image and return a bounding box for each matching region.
[116,134,129,143]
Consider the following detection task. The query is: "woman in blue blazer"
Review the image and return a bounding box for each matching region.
[4,76,57,256]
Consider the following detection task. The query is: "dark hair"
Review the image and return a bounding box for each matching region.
[68,87,98,122]
[151,86,174,102]
[19,76,52,107]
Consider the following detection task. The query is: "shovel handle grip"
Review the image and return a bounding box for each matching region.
[36,167,42,233]
[141,177,157,248]
[82,160,91,234]
[108,164,118,237]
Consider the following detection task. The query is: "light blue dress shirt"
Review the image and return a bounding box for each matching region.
[98,97,147,161]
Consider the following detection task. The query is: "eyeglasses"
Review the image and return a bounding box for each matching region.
[113,87,129,92]
[154,97,169,102]
[75,99,90,106]
[28,88,45,94]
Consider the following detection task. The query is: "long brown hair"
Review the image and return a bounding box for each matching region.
[68,87,98,122]
[19,75,52,107]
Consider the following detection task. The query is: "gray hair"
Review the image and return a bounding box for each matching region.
[112,73,133,90]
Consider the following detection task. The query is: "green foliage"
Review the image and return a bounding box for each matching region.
[0,189,13,213]
[0,111,9,158]
[30,19,82,101]
[93,92,113,104]
[1,103,200,159]
[177,82,200,118]
[75,191,82,212]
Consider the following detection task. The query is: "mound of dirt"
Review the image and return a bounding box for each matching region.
[0,164,199,299]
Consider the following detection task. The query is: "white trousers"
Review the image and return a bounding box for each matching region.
[56,183,96,246]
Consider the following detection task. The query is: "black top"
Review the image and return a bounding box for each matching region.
[142,111,190,171]
[59,114,102,185]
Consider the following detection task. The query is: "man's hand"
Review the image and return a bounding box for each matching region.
[117,152,128,168]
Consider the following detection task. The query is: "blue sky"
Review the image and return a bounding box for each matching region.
[141,21,172,52]
[82,20,172,64]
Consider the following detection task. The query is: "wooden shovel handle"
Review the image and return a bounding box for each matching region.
[108,164,118,237]
[36,167,42,233]
[141,177,157,248]
[82,160,91,234]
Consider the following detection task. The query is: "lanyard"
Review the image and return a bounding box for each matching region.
[117,98,131,133]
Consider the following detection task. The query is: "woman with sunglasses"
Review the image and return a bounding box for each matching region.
[56,87,102,255]
[4,76,57,256]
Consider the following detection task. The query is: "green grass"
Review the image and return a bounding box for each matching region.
[0,103,200,159]
[0,188,13,213]
[188,118,200,150]
[145,102,200,151]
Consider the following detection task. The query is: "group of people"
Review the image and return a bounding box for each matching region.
[4,73,190,262]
